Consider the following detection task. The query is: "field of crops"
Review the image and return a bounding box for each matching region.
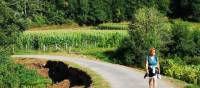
[17,30,128,51]
[97,22,129,30]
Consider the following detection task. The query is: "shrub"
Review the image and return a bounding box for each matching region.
[185,84,200,88]
[162,59,200,85]
[0,49,51,88]
[192,29,200,56]
[114,7,170,67]
[184,56,200,65]
[47,10,66,25]
[0,2,51,87]
[169,20,196,57]
[33,14,47,26]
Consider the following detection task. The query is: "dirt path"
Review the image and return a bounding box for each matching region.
[12,55,175,88]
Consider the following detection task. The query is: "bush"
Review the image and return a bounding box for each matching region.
[192,29,200,56]
[184,56,200,65]
[162,59,200,85]
[0,49,51,88]
[169,20,196,57]
[114,7,170,67]
[185,84,200,88]
[47,10,66,25]
[0,2,51,87]
[33,14,47,26]
[167,20,200,57]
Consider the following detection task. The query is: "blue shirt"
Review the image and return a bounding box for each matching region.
[146,55,158,67]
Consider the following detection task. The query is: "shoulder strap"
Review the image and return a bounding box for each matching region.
[148,55,158,63]
[155,55,158,62]
[146,56,149,62]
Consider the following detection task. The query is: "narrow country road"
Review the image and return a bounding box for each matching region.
[12,55,175,88]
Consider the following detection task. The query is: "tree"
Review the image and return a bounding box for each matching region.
[156,0,171,14]
[191,0,200,21]
[114,7,170,67]
[55,0,68,9]
[169,20,196,57]
[66,0,79,20]
[77,0,89,25]
[0,1,26,48]
[169,0,200,22]
[111,0,125,22]
[124,0,141,20]
[88,0,108,25]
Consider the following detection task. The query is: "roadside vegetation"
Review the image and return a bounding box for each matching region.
[14,58,110,88]
[1,0,200,88]
[16,8,200,88]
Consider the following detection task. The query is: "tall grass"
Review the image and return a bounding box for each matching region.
[0,48,51,88]
[17,30,128,51]
[97,22,129,30]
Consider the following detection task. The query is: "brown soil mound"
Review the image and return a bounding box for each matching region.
[15,58,92,88]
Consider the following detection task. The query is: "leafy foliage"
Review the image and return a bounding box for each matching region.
[0,1,25,47]
[2,0,200,27]
[161,58,200,85]
[0,1,52,87]
[167,20,200,57]
[169,0,200,22]
[114,7,170,67]
[0,49,51,88]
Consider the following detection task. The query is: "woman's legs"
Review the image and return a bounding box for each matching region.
[153,77,157,88]
[149,78,153,88]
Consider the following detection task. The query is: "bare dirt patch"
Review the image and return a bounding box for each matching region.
[15,58,92,88]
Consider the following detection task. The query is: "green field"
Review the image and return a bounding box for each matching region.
[97,22,129,30]
[17,30,128,51]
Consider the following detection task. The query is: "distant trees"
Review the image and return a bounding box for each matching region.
[2,0,200,27]
[169,0,200,22]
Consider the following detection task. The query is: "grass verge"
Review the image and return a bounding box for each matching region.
[14,50,111,88]
[15,48,191,88]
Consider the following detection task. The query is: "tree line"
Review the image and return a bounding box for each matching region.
[2,0,200,27]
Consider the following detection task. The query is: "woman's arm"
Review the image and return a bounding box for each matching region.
[145,60,149,73]
[157,60,160,73]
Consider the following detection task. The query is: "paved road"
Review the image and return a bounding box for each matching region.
[12,55,174,88]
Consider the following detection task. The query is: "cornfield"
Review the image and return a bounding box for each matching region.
[17,30,128,51]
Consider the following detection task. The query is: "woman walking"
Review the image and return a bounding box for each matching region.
[145,48,160,88]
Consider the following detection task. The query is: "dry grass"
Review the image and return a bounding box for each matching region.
[28,23,93,31]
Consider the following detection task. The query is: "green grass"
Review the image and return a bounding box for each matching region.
[0,61,52,88]
[97,22,129,30]
[185,84,200,88]
[183,21,200,30]
[15,47,115,62]
[77,48,116,62]
[0,50,52,88]
[15,57,110,88]
[171,19,200,30]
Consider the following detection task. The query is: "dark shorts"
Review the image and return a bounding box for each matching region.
[148,67,159,77]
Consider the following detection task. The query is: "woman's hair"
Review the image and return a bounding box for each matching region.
[149,48,155,56]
